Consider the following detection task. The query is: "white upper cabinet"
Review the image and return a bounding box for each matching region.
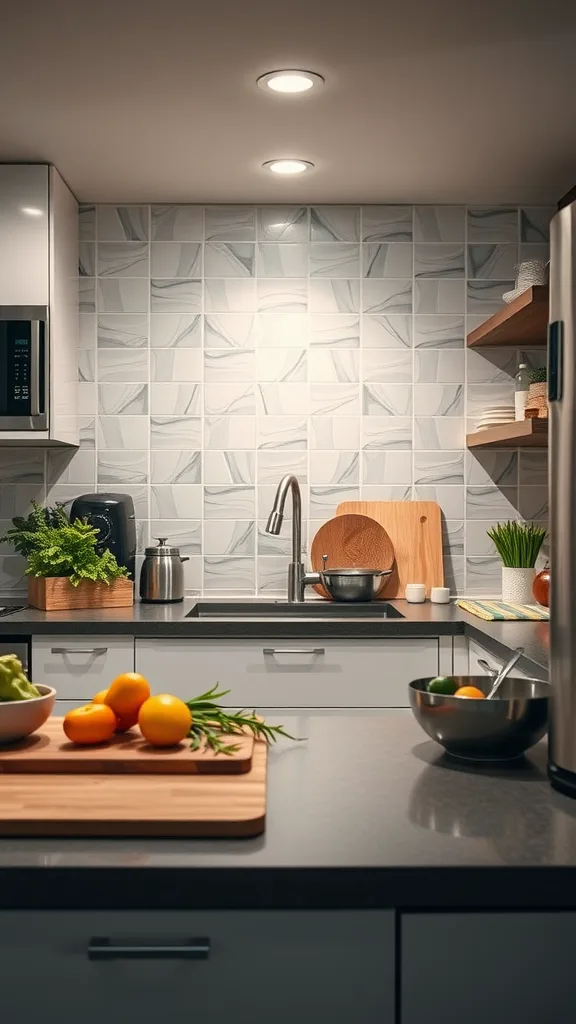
[0,165,50,305]
[0,164,79,447]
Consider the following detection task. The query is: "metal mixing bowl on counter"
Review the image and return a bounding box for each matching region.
[320,567,392,602]
[408,675,550,761]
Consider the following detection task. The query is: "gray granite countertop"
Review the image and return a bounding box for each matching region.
[0,712,574,911]
[0,598,549,675]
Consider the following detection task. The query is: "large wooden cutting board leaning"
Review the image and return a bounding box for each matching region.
[0,718,254,774]
[310,514,394,599]
[336,501,444,598]
[0,740,267,837]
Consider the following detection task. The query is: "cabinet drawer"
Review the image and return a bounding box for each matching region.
[135,638,438,707]
[32,636,134,699]
[0,910,394,1024]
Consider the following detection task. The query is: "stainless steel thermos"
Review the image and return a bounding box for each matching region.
[139,538,189,603]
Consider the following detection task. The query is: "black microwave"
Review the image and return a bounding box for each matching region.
[0,306,48,431]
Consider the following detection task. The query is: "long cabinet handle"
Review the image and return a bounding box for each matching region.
[51,647,108,656]
[88,936,210,960]
[263,647,325,656]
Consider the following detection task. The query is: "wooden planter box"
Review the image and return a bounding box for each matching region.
[28,577,134,611]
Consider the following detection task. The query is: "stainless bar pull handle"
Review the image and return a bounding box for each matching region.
[88,937,210,960]
[51,647,108,656]
[263,647,325,656]
[30,321,41,417]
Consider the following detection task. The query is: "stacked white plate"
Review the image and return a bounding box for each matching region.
[476,406,516,431]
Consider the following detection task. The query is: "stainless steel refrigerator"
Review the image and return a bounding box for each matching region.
[548,199,576,794]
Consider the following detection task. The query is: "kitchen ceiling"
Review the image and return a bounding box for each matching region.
[0,0,575,203]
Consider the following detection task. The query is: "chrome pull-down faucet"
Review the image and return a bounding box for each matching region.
[265,474,321,602]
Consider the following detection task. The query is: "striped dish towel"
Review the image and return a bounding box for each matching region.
[456,599,549,621]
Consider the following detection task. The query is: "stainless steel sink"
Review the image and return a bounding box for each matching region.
[186,601,404,619]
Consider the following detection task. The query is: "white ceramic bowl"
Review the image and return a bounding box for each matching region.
[0,684,56,744]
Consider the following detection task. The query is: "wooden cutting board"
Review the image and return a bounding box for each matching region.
[0,718,254,775]
[0,741,267,837]
[336,501,444,598]
[310,514,394,599]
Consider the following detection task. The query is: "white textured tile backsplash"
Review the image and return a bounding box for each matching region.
[0,203,554,598]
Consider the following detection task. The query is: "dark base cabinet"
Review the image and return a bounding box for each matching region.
[401,912,576,1023]
[0,910,395,1024]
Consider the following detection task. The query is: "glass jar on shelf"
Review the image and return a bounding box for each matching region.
[515,362,530,421]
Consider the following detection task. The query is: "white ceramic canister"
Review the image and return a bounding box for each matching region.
[501,566,535,605]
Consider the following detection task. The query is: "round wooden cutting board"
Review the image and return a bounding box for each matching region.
[310,514,395,599]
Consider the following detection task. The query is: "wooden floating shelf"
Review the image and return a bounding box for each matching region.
[467,419,548,449]
[467,286,549,348]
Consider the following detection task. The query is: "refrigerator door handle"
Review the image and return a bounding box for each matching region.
[548,320,563,402]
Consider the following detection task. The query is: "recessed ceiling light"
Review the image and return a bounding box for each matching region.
[263,159,314,175]
[257,70,324,94]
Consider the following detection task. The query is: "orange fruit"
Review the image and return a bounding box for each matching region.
[63,703,117,745]
[104,672,150,719]
[138,694,192,747]
[92,688,138,732]
[454,686,486,699]
[114,708,140,732]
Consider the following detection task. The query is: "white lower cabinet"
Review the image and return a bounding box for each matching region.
[135,637,439,708]
[401,912,575,1023]
[31,636,135,700]
[0,910,395,1024]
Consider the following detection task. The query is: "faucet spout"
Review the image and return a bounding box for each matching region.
[265,474,318,602]
[266,509,284,535]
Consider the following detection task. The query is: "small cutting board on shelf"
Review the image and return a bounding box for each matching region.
[0,718,254,775]
[336,501,444,598]
[310,513,395,599]
[0,741,267,837]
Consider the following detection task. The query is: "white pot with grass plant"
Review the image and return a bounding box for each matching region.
[487,521,547,605]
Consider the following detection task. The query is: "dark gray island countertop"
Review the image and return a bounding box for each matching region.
[1,712,574,912]
[0,598,549,676]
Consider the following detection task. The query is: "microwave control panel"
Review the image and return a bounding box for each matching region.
[0,320,45,418]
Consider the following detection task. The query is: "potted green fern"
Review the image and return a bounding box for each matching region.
[0,502,132,610]
[487,521,547,604]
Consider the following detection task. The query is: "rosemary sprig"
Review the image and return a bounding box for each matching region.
[186,684,301,755]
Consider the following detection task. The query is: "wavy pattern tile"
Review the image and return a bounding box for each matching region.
[151,243,202,278]
[150,314,201,348]
[258,206,308,242]
[97,242,149,277]
[311,207,360,242]
[97,206,149,241]
[205,243,255,278]
[151,205,203,241]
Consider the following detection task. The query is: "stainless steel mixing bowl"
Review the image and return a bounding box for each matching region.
[320,567,392,602]
[408,675,550,761]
